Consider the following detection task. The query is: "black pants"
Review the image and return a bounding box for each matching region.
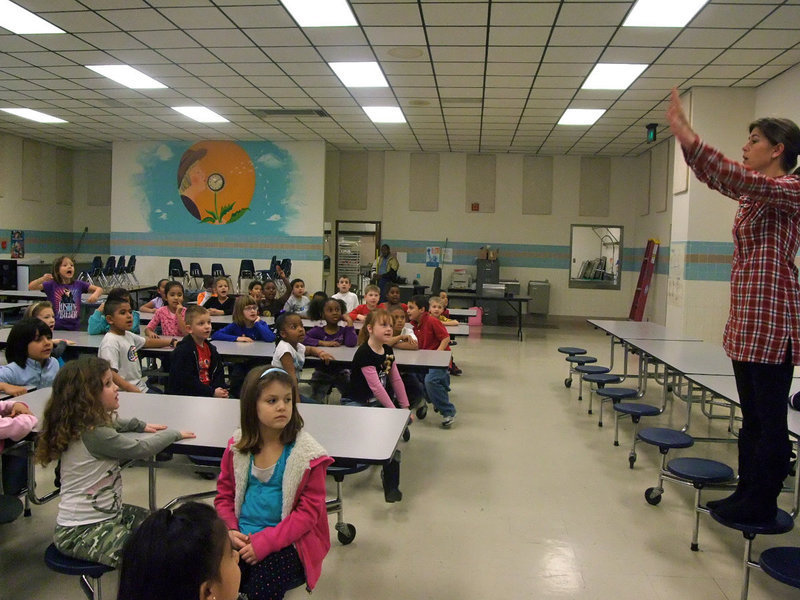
[731,352,794,503]
[240,545,305,600]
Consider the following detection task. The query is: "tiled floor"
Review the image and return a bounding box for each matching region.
[2,319,799,600]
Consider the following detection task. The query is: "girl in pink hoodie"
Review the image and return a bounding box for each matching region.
[1,399,37,496]
[215,366,333,600]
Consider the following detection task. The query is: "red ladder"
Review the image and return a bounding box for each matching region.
[629,238,660,321]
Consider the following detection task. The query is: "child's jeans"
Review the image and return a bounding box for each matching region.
[421,368,456,417]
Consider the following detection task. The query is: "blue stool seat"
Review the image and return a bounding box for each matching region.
[596,387,638,400]
[558,346,586,355]
[327,462,370,481]
[44,543,113,579]
[710,507,794,535]
[760,546,800,588]
[667,457,734,484]
[0,495,24,524]
[638,427,694,452]
[614,402,661,418]
[575,365,610,375]
[584,373,621,384]
[566,355,597,365]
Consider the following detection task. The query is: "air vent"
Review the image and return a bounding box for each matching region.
[249,108,330,119]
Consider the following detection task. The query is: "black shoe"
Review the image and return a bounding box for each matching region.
[706,489,744,510]
[712,497,777,524]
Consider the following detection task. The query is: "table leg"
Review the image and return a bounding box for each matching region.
[148,459,157,511]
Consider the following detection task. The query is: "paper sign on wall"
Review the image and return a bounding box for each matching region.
[426,247,440,267]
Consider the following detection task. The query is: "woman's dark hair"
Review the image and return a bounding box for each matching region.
[749,117,800,174]
[117,502,230,600]
[237,366,303,451]
[6,318,52,367]
[164,281,184,296]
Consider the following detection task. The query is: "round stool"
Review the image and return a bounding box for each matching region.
[574,364,611,402]
[595,386,637,428]
[667,457,735,551]
[583,373,622,415]
[710,508,794,599]
[44,543,114,600]
[613,402,662,467]
[0,495,24,524]
[760,546,800,590]
[564,355,597,389]
[557,347,587,388]
[327,463,370,545]
[638,428,695,506]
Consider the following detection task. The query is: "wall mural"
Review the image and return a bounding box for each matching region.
[133,140,298,234]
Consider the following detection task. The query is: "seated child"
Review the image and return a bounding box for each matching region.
[271,313,332,403]
[215,366,334,600]
[24,301,75,364]
[388,308,425,408]
[378,283,407,314]
[348,284,381,322]
[146,281,187,337]
[196,275,215,307]
[167,306,228,398]
[88,287,149,335]
[36,357,194,567]
[204,277,235,316]
[98,298,176,393]
[331,275,358,313]
[304,298,357,402]
[212,295,276,397]
[140,278,169,313]
[0,398,37,496]
[248,279,264,305]
[428,295,462,375]
[282,278,310,316]
[407,295,457,428]
[117,502,242,600]
[0,318,60,396]
[258,265,291,317]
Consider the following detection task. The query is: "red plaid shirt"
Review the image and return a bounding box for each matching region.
[684,139,800,364]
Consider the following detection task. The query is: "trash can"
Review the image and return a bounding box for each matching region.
[527,280,550,315]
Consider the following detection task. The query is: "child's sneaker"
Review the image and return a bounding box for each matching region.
[449,363,462,376]
[441,415,455,428]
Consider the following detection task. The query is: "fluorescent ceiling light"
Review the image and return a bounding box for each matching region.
[582,63,648,90]
[172,106,229,123]
[1,108,66,123]
[558,109,605,126]
[329,62,388,88]
[0,0,64,34]
[280,0,357,27]
[623,0,709,27]
[363,106,406,124]
[86,65,166,89]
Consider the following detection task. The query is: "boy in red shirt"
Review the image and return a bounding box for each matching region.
[349,284,381,322]
[407,295,457,427]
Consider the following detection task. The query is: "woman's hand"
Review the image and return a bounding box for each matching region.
[666,87,698,149]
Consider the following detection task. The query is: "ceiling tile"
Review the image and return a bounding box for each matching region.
[188,29,253,48]
[486,46,544,62]
[672,28,749,48]
[488,27,550,46]
[363,27,427,46]
[352,3,422,26]
[734,29,800,49]
[158,7,234,29]
[422,3,488,26]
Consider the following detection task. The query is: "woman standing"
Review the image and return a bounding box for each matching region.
[667,88,800,523]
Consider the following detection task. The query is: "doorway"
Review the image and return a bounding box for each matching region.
[334,220,381,295]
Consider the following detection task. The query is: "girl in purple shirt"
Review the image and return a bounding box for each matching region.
[28,256,102,331]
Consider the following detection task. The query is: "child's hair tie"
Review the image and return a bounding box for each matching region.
[260,367,288,378]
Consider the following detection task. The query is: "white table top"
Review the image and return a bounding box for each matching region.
[0,328,451,368]
[448,307,478,317]
[0,302,31,311]
[628,339,734,376]
[140,313,232,326]
[682,373,800,438]
[19,388,409,463]
[587,319,702,342]
[0,289,104,303]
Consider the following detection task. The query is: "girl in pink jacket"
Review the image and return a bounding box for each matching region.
[215,366,333,600]
[1,398,38,496]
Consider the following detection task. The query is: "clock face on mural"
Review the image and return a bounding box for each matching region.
[207,172,225,192]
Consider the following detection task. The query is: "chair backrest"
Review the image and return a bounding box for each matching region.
[103,256,116,275]
[280,258,292,278]
[91,256,103,270]
[211,263,225,277]
[239,259,255,278]
[189,262,203,277]
[115,256,126,273]
[168,258,184,277]
[126,255,136,273]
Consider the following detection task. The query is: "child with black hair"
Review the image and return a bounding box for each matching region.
[98,298,175,393]
[215,366,334,599]
[87,287,153,336]
[271,313,332,403]
[25,300,75,364]
[0,318,59,396]
[378,283,407,314]
[145,281,187,337]
[140,278,169,313]
[282,278,310,316]
[118,502,243,600]
[258,265,291,317]
[304,298,357,402]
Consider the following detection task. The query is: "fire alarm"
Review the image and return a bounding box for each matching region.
[1,241,6,249]
[471,203,480,212]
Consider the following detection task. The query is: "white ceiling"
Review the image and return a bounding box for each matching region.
[0,0,799,155]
